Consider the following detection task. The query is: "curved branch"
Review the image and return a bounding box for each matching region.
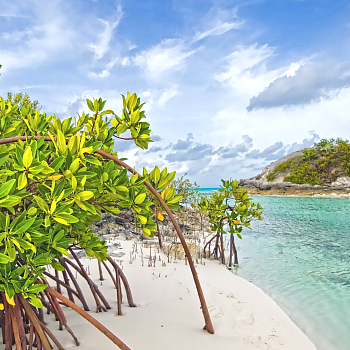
[0,135,214,335]
[45,286,132,350]
[96,149,214,334]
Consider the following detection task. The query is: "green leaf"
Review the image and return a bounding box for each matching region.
[54,213,79,224]
[167,196,182,204]
[69,158,80,174]
[7,240,16,261]
[0,179,16,198]
[29,296,43,309]
[137,215,147,225]
[18,172,27,190]
[51,260,65,271]
[57,129,67,155]
[153,166,161,185]
[51,156,65,171]
[86,99,94,112]
[27,207,37,216]
[53,217,67,225]
[77,191,94,201]
[27,284,48,294]
[134,193,146,204]
[85,155,101,166]
[15,238,36,252]
[23,147,33,168]
[14,217,36,235]
[0,154,9,167]
[0,196,21,208]
[53,246,69,256]
[0,253,11,264]
[115,186,128,192]
[33,195,49,213]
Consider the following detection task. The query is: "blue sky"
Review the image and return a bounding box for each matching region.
[1,0,350,187]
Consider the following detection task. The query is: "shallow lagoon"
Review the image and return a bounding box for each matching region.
[232,195,350,350]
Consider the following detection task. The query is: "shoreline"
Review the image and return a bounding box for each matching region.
[243,187,350,197]
[48,237,318,350]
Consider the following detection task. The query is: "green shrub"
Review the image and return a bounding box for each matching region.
[284,163,322,186]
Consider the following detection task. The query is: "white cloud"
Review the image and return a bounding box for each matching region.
[157,87,178,106]
[214,44,280,98]
[193,19,244,42]
[0,1,76,71]
[133,39,196,80]
[88,6,123,60]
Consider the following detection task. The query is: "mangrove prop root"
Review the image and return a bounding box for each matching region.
[46,286,132,350]
[44,285,80,346]
[43,271,81,300]
[62,268,75,303]
[44,289,63,330]
[64,257,105,312]
[18,295,51,350]
[39,321,64,350]
[107,256,136,308]
[98,260,104,281]
[68,250,111,311]
[116,266,122,316]
[2,293,13,350]
[28,324,34,350]
[101,260,118,289]
[60,258,90,311]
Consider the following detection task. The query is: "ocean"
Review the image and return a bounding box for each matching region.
[200,189,350,350]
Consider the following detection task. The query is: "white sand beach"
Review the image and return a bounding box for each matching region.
[45,238,317,350]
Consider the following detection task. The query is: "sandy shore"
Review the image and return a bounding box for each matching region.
[44,238,317,350]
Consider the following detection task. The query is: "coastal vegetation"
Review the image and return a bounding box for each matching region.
[266,138,350,186]
[0,91,215,349]
[199,180,262,267]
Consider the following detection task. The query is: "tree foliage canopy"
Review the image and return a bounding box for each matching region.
[0,92,181,307]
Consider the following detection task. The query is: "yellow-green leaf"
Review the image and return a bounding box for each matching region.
[23,147,33,168]
[69,158,80,174]
[77,191,93,201]
[134,193,146,204]
[57,130,67,155]
[18,173,27,190]
[53,217,68,225]
[137,215,147,225]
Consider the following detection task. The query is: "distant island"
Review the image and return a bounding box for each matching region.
[240,138,350,196]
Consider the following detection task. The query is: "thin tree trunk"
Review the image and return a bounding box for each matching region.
[220,233,225,265]
[156,215,162,248]
[229,233,233,269]
[213,233,220,259]
[98,260,104,281]
[116,267,122,316]
[232,235,239,266]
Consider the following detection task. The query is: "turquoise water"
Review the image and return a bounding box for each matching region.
[201,190,350,350]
